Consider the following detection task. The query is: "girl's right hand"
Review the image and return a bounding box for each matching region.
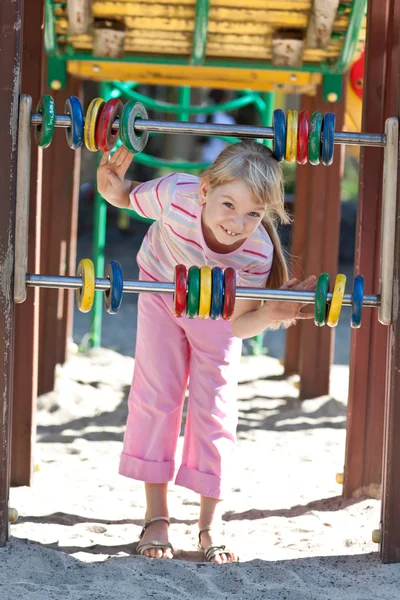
[97,146,134,207]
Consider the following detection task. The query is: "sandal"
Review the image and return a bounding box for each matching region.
[198,526,238,563]
[136,516,174,558]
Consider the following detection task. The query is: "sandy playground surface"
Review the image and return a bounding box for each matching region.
[3,348,400,599]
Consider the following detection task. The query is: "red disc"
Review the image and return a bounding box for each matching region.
[222,267,236,320]
[297,110,309,165]
[95,98,123,152]
[173,264,187,317]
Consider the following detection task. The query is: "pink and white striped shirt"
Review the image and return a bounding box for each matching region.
[130,173,274,287]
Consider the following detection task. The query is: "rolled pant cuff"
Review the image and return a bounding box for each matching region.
[119,452,175,483]
[175,465,225,500]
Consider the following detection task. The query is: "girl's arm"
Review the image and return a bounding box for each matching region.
[231,275,317,339]
[97,147,139,208]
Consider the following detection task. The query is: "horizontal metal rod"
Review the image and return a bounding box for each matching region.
[29,113,386,148]
[25,274,380,307]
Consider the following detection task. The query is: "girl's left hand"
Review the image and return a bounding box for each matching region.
[261,274,317,323]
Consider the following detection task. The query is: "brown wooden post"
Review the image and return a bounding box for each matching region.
[38,76,81,395]
[343,0,396,500]
[284,94,314,375]
[0,0,23,545]
[285,83,346,399]
[11,0,43,487]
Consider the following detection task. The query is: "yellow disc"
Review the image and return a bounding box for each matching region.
[84,97,105,152]
[285,109,298,163]
[76,258,95,313]
[9,507,18,522]
[327,274,347,327]
[198,266,212,319]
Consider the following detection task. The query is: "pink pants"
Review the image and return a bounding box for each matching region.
[119,270,243,499]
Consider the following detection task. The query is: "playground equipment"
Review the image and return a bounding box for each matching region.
[44,0,366,101]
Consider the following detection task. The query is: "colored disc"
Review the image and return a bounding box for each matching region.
[187,265,200,318]
[119,100,149,153]
[222,267,236,321]
[84,97,105,151]
[198,266,212,319]
[95,98,123,152]
[314,272,330,326]
[76,258,95,313]
[35,95,55,148]
[321,112,336,166]
[351,274,364,329]
[104,260,124,314]
[65,96,84,150]
[210,267,224,320]
[327,274,346,327]
[173,264,187,317]
[297,110,309,165]
[308,111,323,166]
[272,109,286,162]
[285,110,298,163]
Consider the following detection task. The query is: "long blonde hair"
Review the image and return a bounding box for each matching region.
[202,140,290,289]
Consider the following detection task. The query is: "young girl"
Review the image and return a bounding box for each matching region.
[97,140,316,563]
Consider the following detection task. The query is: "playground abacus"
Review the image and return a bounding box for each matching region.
[14,93,398,333]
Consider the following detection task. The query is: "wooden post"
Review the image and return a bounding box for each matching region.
[11,0,43,487]
[37,76,81,395]
[0,0,23,546]
[343,0,396,500]
[285,83,346,398]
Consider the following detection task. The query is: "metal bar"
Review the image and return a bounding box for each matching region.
[29,113,387,147]
[330,0,368,74]
[379,118,399,325]
[14,95,32,303]
[24,273,381,306]
[191,0,210,66]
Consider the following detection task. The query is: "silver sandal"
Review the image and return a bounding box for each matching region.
[198,526,238,563]
[136,516,174,558]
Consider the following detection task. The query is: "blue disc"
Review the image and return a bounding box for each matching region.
[65,96,84,150]
[210,267,224,320]
[322,112,335,166]
[104,260,124,314]
[351,274,364,329]
[272,109,286,162]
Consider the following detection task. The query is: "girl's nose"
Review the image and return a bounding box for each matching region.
[230,217,244,233]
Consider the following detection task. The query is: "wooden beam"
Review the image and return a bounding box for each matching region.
[11,0,43,487]
[37,76,81,395]
[343,0,393,500]
[0,0,23,546]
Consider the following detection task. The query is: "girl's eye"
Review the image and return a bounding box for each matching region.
[248,211,261,218]
[223,202,234,209]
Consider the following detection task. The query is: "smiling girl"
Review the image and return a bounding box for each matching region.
[97,140,316,563]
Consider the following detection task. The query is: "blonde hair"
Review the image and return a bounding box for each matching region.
[202,140,290,289]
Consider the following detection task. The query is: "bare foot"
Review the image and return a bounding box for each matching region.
[199,529,237,564]
[138,519,173,559]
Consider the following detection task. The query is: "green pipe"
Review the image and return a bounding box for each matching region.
[329,0,367,74]
[178,87,191,122]
[261,92,275,149]
[110,81,261,115]
[91,82,110,348]
[44,0,56,55]
[192,0,210,66]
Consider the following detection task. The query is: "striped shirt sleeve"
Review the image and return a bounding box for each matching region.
[129,173,178,221]
[237,251,274,289]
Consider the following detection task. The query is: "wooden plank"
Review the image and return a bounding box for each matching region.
[379,0,400,564]
[37,76,81,395]
[296,82,346,399]
[11,0,43,487]
[343,0,391,500]
[0,0,23,546]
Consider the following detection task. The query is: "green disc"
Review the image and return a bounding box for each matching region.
[187,265,200,318]
[119,100,148,153]
[314,273,330,327]
[308,111,323,166]
[35,94,55,148]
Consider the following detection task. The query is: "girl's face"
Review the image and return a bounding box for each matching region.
[199,178,266,252]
